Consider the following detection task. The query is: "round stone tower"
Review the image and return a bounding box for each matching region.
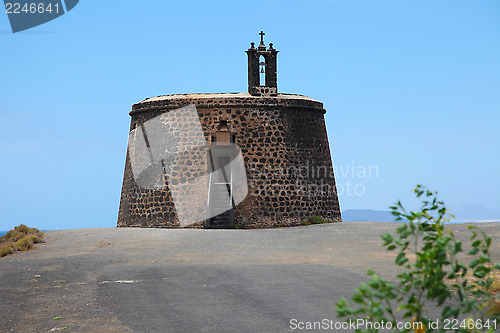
[117,32,341,229]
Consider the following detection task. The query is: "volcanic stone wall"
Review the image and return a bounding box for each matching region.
[117,93,342,228]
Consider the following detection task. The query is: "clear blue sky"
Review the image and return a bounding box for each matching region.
[1,0,499,231]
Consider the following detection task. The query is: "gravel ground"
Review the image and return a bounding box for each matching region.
[0,222,499,333]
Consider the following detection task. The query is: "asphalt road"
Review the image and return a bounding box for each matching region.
[1,222,499,333]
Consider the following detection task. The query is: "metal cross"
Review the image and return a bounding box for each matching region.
[259,31,265,46]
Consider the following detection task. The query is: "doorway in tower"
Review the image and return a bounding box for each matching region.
[205,120,237,229]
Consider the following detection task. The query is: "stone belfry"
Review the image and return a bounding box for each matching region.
[246,31,278,96]
[117,32,342,229]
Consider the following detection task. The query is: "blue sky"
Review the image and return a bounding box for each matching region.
[1,0,499,231]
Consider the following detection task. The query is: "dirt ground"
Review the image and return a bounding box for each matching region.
[1,222,499,333]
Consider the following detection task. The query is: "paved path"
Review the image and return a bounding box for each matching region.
[1,222,499,332]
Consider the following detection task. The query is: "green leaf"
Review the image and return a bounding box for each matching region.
[352,294,364,304]
[473,267,488,278]
[381,233,393,244]
[443,307,459,318]
[437,292,448,305]
[470,259,479,268]
[468,247,479,255]
[395,252,408,266]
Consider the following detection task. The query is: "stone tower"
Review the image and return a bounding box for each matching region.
[117,32,342,229]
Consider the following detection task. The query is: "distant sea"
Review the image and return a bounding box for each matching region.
[0,231,8,237]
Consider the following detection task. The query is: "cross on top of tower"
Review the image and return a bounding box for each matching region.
[246,31,278,96]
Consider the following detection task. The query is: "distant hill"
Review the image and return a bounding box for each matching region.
[449,204,500,222]
[342,205,500,223]
[342,209,396,222]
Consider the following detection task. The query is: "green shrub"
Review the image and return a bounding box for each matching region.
[4,229,24,242]
[14,224,32,234]
[336,185,500,332]
[0,245,14,257]
[0,224,44,257]
[28,234,43,243]
[12,237,34,251]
